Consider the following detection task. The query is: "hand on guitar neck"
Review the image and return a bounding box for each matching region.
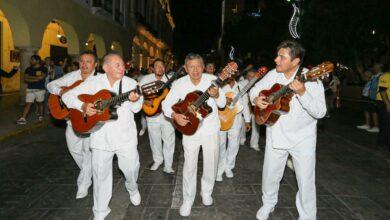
[289,77,306,96]
[254,77,306,110]
[171,85,220,127]
[207,86,220,99]
[128,91,140,102]
[253,61,334,126]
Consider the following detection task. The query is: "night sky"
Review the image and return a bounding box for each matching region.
[171,0,222,60]
[171,0,389,66]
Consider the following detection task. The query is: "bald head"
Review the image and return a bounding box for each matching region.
[103,53,122,66]
[102,52,125,82]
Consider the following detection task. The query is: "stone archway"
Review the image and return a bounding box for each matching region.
[110,41,123,56]
[38,21,68,61]
[85,33,106,59]
[55,19,79,56]
[0,1,31,47]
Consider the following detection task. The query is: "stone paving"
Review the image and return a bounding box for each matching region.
[0,104,390,220]
[0,95,50,141]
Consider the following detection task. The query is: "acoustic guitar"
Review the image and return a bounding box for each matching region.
[219,66,269,131]
[172,62,238,135]
[70,86,140,134]
[254,62,334,126]
[48,80,83,119]
[141,67,186,116]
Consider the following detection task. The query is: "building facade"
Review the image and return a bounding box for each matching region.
[0,0,174,100]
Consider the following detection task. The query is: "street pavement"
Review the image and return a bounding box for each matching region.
[0,102,389,220]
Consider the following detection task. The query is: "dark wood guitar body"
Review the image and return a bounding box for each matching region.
[69,90,120,133]
[171,91,212,135]
[253,83,293,126]
[48,80,83,119]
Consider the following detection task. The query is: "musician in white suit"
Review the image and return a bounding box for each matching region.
[250,41,326,220]
[47,51,97,199]
[217,77,251,181]
[162,53,226,217]
[240,68,262,151]
[62,52,143,220]
[140,59,176,173]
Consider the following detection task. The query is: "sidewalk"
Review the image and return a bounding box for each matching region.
[0,94,50,142]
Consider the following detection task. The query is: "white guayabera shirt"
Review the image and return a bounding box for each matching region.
[62,74,143,151]
[162,74,226,137]
[249,68,326,150]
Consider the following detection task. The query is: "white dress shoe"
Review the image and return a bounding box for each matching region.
[202,195,213,206]
[250,144,260,151]
[179,200,193,217]
[163,167,175,174]
[150,162,162,171]
[76,187,88,199]
[130,191,141,206]
[256,206,274,220]
[216,174,223,182]
[367,127,379,133]
[356,124,370,130]
[225,169,234,178]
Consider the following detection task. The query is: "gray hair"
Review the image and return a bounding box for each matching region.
[184,53,204,67]
[102,52,122,66]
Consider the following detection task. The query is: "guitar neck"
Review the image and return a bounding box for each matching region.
[232,75,262,105]
[271,74,307,101]
[161,67,185,90]
[102,88,139,109]
[193,77,225,109]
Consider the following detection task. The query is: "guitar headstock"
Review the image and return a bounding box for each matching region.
[255,66,269,78]
[219,61,238,81]
[141,80,165,99]
[304,61,334,81]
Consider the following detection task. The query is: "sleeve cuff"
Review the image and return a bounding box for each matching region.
[164,108,173,118]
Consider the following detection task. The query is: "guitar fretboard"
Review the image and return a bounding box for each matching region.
[163,67,185,89]
[101,88,139,109]
[193,77,224,109]
[231,75,262,105]
[269,74,306,102]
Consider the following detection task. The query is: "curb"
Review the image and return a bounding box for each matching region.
[0,120,50,142]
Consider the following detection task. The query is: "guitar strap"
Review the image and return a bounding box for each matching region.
[119,79,122,95]
[116,79,123,107]
[164,72,170,81]
[295,64,304,79]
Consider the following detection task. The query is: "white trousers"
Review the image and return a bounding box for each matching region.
[92,146,140,220]
[141,114,147,130]
[182,133,219,203]
[250,114,260,147]
[146,117,175,168]
[261,138,317,220]
[218,115,242,176]
[65,126,92,190]
[240,114,260,147]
